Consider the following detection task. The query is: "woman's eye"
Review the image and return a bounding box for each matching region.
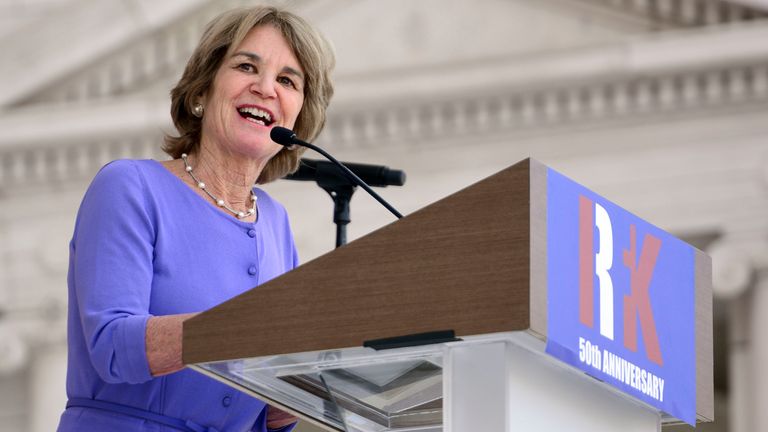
[278,76,296,88]
[236,63,255,73]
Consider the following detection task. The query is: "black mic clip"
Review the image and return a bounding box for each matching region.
[285,159,406,248]
[288,159,360,225]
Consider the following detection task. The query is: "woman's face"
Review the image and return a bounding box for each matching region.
[200,24,305,161]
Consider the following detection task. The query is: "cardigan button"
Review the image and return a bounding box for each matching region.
[248,266,257,276]
[247,229,256,238]
[222,395,232,407]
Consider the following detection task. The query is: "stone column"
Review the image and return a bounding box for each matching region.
[29,342,67,432]
[750,271,768,432]
[728,290,753,432]
[711,238,754,432]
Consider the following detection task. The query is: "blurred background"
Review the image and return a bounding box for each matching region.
[1,0,767,431]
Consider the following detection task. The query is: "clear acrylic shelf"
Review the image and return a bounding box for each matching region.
[192,339,452,432]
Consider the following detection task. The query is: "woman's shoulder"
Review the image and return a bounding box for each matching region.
[74,160,164,236]
[87,159,142,193]
[93,159,162,180]
[89,159,170,192]
[81,159,170,211]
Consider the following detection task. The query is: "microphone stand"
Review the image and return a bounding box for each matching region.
[318,174,355,248]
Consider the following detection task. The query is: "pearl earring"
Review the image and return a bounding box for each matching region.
[192,103,204,118]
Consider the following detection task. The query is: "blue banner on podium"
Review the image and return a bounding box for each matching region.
[545,168,696,425]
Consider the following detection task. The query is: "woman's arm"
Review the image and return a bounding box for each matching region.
[72,161,157,384]
[149,313,299,430]
[146,313,198,376]
[265,406,298,430]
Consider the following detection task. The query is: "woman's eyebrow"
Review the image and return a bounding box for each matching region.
[232,51,262,63]
[282,66,304,82]
[231,51,304,81]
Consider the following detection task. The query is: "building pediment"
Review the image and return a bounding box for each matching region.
[7,0,765,111]
[312,0,645,79]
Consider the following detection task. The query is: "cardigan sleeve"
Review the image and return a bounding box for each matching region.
[70,160,155,384]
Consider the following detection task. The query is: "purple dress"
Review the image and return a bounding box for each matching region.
[57,160,299,431]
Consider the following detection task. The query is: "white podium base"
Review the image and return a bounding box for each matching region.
[444,334,660,432]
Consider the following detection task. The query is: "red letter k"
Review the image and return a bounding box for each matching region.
[623,225,663,366]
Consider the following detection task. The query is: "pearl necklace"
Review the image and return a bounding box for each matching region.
[181,153,257,220]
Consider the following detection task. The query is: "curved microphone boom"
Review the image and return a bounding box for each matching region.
[271,127,403,219]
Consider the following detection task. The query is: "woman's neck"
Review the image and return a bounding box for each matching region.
[187,144,266,211]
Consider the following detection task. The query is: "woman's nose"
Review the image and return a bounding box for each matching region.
[250,75,276,98]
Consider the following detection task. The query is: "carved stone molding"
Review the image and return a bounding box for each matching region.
[1,57,767,192]
[710,239,755,299]
[579,0,768,28]
[709,233,768,299]
[318,60,768,149]
[0,134,163,196]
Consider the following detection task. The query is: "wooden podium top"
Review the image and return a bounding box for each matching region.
[184,159,540,363]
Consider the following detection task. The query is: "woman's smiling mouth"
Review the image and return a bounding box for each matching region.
[237,106,275,126]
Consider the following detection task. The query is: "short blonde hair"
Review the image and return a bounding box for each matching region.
[164,6,335,183]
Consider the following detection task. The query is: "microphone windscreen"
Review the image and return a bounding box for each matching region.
[384,169,406,187]
[270,127,297,146]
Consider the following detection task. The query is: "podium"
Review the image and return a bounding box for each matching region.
[182,158,713,431]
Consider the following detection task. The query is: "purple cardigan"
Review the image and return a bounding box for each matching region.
[58,160,299,432]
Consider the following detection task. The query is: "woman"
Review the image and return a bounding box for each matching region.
[57,6,334,431]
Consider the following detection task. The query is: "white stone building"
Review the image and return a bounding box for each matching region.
[1,1,767,431]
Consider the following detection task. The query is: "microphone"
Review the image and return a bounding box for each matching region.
[286,159,406,188]
[271,127,403,219]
